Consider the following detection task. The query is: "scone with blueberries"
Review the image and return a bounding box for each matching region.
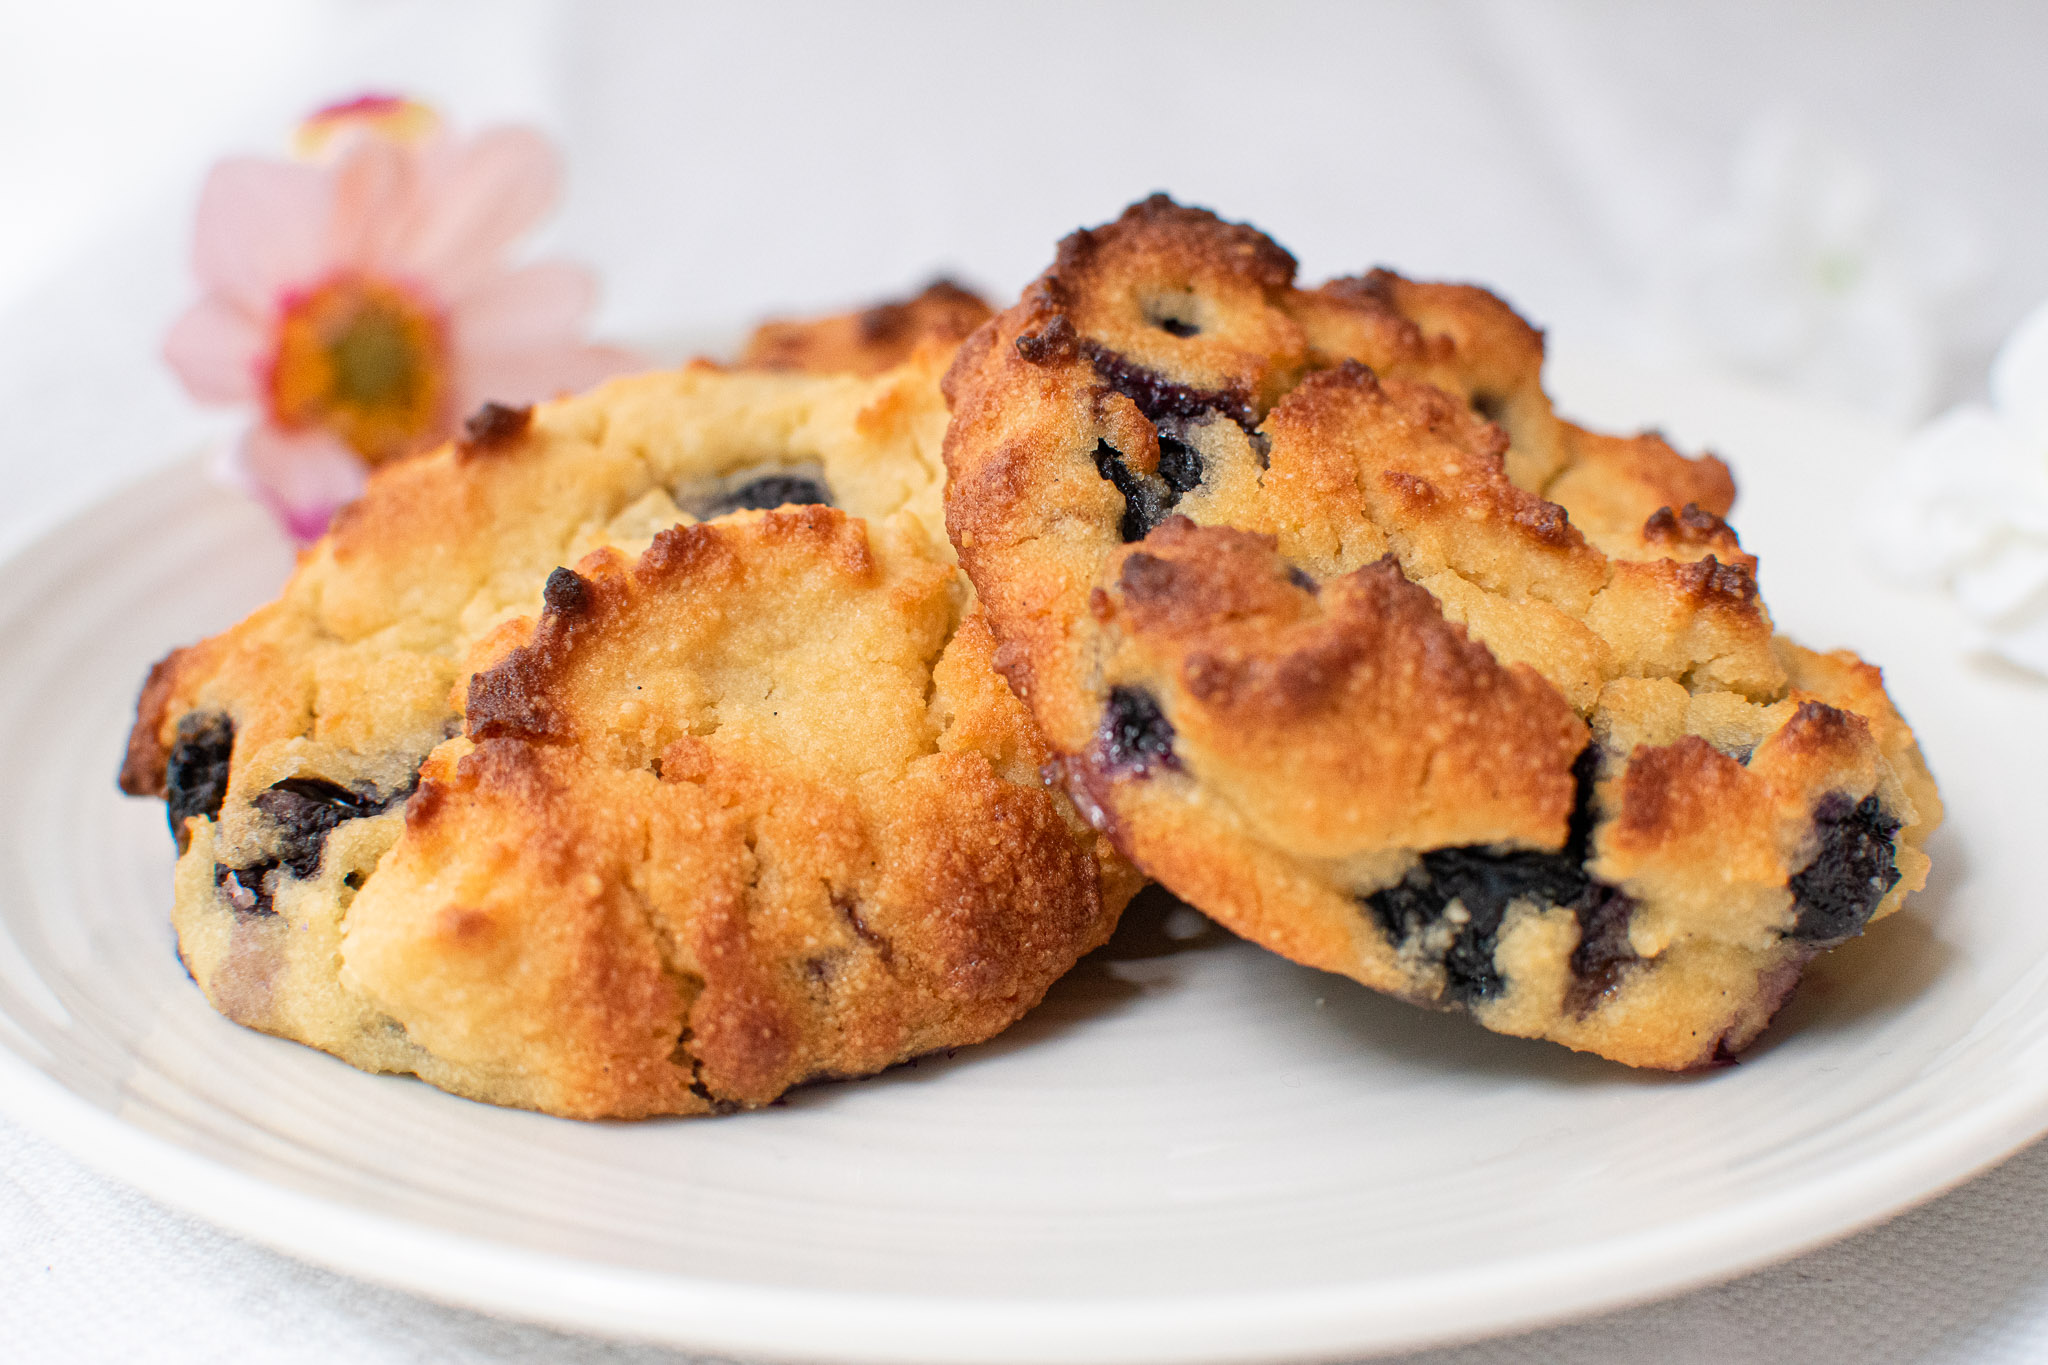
[942,195,1940,1069]
[122,338,1138,1118]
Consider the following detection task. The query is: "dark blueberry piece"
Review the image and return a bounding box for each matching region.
[1158,317,1199,338]
[164,712,234,841]
[700,474,834,519]
[1286,565,1319,593]
[1566,885,1639,1014]
[1369,845,1593,1004]
[1156,431,1205,495]
[215,860,279,918]
[253,779,378,880]
[1082,342,1256,430]
[1092,441,1172,542]
[1100,686,1178,775]
[1470,391,1506,424]
[250,776,409,883]
[1788,793,1902,944]
[1364,745,1635,1007]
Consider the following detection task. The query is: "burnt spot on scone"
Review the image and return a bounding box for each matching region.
[457,402,532,457]
[468,572,600,744]
[1470,391,1506,424]
[1099,686,1179,775]
[542,565,589,617]
[698,473,834,519]
[1788,793,1902,944]
[1643,503,1754,569]
[1082,341,1256,431]
[1093,440,1176,543]
[1366,747,1638,1007]
[1015,313,1079,365]
[1672,554,1759,607]
[1644,503,1724,546]
[164,712,234,845]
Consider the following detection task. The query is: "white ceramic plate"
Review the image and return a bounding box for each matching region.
[0,348,2041,1364]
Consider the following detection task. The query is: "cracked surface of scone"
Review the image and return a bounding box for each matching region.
[942,195,1942,1069]
[120,348,1137,1118]
[740,280,993,377]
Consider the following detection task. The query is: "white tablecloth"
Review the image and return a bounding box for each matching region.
[4,3,2045,1359]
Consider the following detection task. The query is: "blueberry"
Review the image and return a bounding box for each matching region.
[1367,844,1593,1004]
[700,474,834,519]
[216,774,415,914]
[164,712,234,841]
[1092,441,1173,542]
[1156,431,1204,495]
[1100,686,1178,774]
[1363,747,1639,1007]
[252,778,381,880]
[1788,793,1901,944]
[1083,343,1254,430]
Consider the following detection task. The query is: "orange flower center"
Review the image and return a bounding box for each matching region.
[269,276,448,466]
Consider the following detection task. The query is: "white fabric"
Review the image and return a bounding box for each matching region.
[5,2,2048,1360]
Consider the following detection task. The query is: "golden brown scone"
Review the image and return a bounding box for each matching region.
[122,350,1137,1118]
[740,280,993,377]
[942,195,1940,1069]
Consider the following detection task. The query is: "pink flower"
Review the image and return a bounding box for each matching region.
[165,95,637,541]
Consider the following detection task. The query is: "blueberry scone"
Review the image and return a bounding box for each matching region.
[942,196,1941,1068]
[121,349,1137,1117]
[740,279,993,377]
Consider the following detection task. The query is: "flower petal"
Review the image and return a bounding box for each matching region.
[191,158,335,313]
[225,423,368,543]
[399,126,561,296]
[164,297,267,403]
[453,342,640,415]
[1989,296,2048,449]
[326,135,421,275]
[449,262,596,350]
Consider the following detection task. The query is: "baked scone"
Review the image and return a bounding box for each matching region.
[121,349,1137,1117]
[942,195,1941,1068]
[740,280,993,377]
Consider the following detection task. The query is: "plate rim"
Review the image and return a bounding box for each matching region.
[8,1035,2048,1365]
[4,358,2047,1363]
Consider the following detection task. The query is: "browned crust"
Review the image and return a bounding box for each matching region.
[740,280,994,377]
[456,402,534,458]
[1099,521,1585,854]
[119,650,186,796]
[351,516,1119,1115]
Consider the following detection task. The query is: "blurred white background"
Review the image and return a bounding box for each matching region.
[3,3,2046,1361]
